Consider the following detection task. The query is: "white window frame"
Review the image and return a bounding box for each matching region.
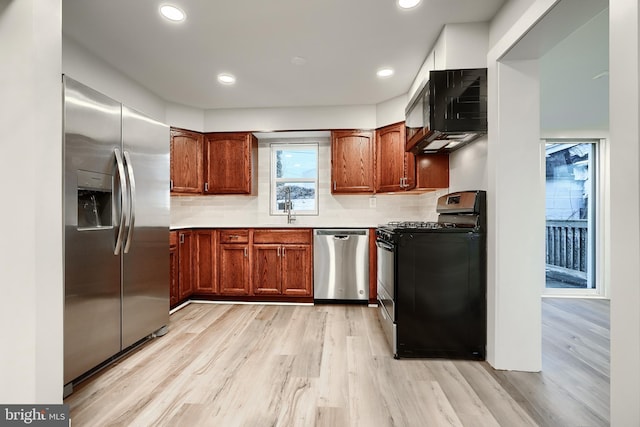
[269,143,319,216]
[542,138,604,297]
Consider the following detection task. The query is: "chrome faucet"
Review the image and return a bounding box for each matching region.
[284,187,296,224]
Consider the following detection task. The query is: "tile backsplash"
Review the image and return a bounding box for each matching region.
[170,138,449,228]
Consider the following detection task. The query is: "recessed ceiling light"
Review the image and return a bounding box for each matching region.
[160,5,185,22]
[377,68,394,78]
[291,56,307,66]
[217,73,236,85]
[398,0,421,9]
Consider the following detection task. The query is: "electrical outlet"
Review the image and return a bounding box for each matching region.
[369,196,376,208]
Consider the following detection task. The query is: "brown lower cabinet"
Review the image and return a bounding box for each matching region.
[169,231,179,307]
[195,230,217,293]
[252,229,312,296]
[218,229,251,296]
[170,228,313,304]
[178,231,194,300]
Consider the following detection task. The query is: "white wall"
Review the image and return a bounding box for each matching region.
[449,137,488,192]
[408,23,490,100]
[0,0,63,403]
[376,94,407,128]
[63,35,408,135]
[489,0,640,423]
[166,102,205,133]
[441,23,489,70]
[489,0,538,49]
[203,105,377,132]
[609,0,640,424]
[486,59,544,371]
[540,8,609,136]
[62,35,166,121]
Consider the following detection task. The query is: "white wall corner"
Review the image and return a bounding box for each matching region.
[165,102,205,132]
[62,35,167,122]
[204,105,377,132]
[609,0,640,424]
[0,0,64,403]
[375,94,407,128]
[486,44,544,370]
[408,22,491,101]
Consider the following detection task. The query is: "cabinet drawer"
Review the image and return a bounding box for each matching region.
[253,229,311,244]
[219,229,250,243]
[170,231,178,248]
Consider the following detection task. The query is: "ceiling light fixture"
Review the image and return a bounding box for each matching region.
[398,0,421,9]
[217,73,236,85]
[291,56,307,66]
[377,68,394,78]
[160,5,185,22]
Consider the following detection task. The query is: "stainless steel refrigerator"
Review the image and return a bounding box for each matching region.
[63,76,170,394]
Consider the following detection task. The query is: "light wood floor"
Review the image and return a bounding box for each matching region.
[65,298,610,426]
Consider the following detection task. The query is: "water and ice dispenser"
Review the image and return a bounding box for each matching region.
[76,170,112,230]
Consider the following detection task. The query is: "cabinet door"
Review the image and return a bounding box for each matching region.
[252,245,282,295]
[331,130,375,193]
[170,128,203,194]
[218,244,250,295]
[169,245,179,307]
[195,230,217,294]
[281,245,312,296]
[204,133,256,194]
[376,122,415,192]
[178,231,194,300]
[416,154,449,189]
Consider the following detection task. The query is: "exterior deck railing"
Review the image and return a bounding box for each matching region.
[545,219,588,272]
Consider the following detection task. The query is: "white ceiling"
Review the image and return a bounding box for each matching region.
[62,0,505,110]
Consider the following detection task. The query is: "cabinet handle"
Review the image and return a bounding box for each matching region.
[277,247,281,257]
[204,182,209,192]
[170,179,174,190]
[179,233,184,244]
[333,181,336,191]
[244,247,248,257]
[282,247,286,257]
[230,235,239,240]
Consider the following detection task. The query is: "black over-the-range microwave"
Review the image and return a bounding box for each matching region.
[405,68,488,154]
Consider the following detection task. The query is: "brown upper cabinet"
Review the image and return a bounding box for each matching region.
[331,130,375,194]
[415,153,450,189]
[170,128,204,194]
[204,132,258,195]
[376,122,415,192]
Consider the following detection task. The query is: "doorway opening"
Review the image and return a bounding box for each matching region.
[544,140,599,295]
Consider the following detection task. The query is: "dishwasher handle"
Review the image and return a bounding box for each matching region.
[333,235,350,241]
[314,229,368,236]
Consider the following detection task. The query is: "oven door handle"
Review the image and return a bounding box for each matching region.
[376,240,394,251]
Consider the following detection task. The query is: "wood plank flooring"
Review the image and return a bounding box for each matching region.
[65,298,610,426]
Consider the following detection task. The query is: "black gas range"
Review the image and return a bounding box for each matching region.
[376,220,479,244]
[376,190,487,360]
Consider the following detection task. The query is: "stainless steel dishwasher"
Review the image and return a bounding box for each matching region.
[313,229,369,302]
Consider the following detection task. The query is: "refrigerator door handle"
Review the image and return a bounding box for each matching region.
[114,148,128,255]
[123,150,136,254]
